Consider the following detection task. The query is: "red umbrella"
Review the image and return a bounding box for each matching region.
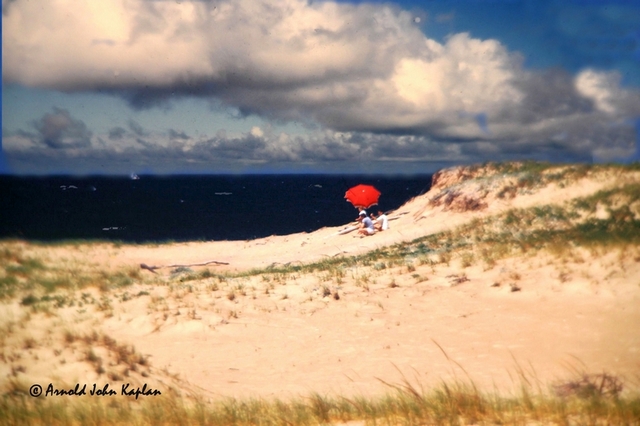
[345,184,381,209]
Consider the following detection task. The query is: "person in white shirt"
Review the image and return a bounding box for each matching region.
[372,210,389,231]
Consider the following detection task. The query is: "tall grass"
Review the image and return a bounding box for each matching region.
[1,377,638,425]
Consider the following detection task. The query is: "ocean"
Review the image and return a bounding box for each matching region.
[0,174,432,243]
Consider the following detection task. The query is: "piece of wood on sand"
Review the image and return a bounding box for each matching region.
[140,260,229,273]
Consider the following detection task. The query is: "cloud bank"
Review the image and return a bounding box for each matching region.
[3,0,639,172]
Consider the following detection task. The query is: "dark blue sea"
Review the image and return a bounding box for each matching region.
[0,175,432,243]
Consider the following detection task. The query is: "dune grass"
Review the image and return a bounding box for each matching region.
[1,374,638,425]
[0,240,151,301]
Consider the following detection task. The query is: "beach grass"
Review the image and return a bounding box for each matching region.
[1,374,638,425]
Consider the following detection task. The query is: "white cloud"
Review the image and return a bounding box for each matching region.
[575,69,620,114]
[3,0,639,168]
[2,0,520,122]
[249,126,264,138]
[575,69,640,117]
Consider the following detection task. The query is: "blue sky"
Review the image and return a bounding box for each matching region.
[2,0,639,175]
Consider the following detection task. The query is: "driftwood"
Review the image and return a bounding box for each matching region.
[337,225,360,235]
[140,260,229,273]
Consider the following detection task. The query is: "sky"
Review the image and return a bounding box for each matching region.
[2,0,640,175]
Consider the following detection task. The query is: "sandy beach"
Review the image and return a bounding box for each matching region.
[1,162,639,404]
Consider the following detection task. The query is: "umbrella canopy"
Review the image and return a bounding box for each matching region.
[345,184,381,209]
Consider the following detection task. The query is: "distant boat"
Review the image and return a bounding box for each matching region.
[130,173,140,180]
[214,192,232,195]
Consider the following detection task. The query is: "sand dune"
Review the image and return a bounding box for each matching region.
[1,162,639,402]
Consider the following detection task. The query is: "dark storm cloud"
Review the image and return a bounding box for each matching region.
[32,108,93,149]
[5,122,630,175]
[168,129,190,140]
[507,69,596,124]
[189,131,454,164]
[128,120,147,137]
[200,135,267,160]
[108,127,127,140]
[135,138,156,149]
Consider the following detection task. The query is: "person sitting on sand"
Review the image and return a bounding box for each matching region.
[356,207,367,222]
[372,210,389,231]
[358,213,375,236]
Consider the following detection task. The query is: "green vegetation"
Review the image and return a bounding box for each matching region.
[376,180,640,271]
[0,243,147,299]
[478,160,640,182]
